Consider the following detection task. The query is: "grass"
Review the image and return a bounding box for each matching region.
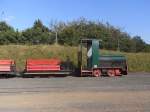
[0,44,78,71]
[0,44,149,72]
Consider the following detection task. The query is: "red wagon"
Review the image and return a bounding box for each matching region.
[23,58,73,77]
[0,59,16,77]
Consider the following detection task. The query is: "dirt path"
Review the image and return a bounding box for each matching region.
[0,91,150,112]
[0,73,149,112]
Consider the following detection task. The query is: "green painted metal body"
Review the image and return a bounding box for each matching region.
[79,39,127,74]
[90,39,100,68]
[87,40,126,70]
[99,55,126,61]
[80,39,100,69]
[99,55,127,70]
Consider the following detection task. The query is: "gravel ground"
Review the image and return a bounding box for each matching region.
[0,73,150,112]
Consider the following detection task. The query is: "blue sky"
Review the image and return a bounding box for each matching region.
[0,0,150,43]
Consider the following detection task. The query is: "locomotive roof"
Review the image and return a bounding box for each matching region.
[81,39,101,43]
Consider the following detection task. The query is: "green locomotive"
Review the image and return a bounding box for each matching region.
[78,39,128,77]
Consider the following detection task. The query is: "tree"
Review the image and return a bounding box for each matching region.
[22,19,53,44]
[0,21,17,44]
[132,36,146,52]
[0,21,14,31]
[0,19,149,53]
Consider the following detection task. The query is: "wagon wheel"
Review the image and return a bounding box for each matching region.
[114,69,121,76]
[107,69,115,77]
[93,69,101,77]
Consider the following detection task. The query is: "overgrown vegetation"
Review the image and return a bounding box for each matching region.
[0,45,149,72]
[0,18,149,52]
[0,18,149,72]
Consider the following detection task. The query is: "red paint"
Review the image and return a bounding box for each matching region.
[26,59,61,72]
[114,69,121,76]
[93,69,101,77]
[0,60,14,65]
[0,60,15,72]
[107,69,121,76]
[27,59,61,65]
[107,69,115,77]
